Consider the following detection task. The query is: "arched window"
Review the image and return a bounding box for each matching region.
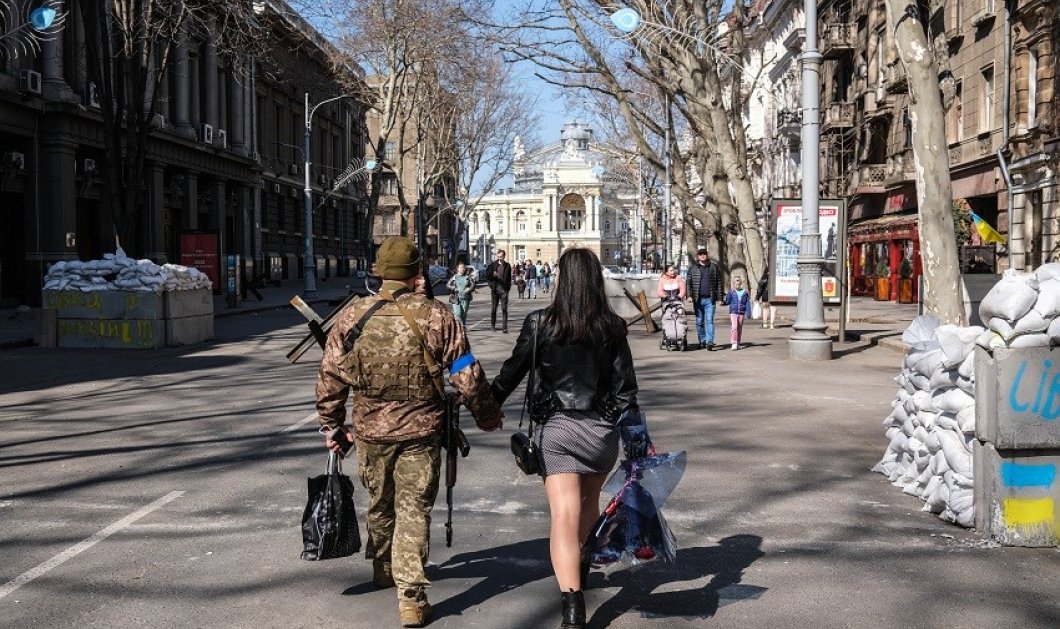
[484,212,491,233]
[604,219,612,233]
[469,213,478,235]
[516,211,527,234]
[535,220,542,232]
[559,194,585,231]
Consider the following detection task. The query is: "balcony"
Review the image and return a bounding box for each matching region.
[823,101,855,131]
[854,164,886,194]
[945,24,963,44]
[776,108,801,138]
[821,23,856,58]
[883,150,916,187]
[863,88,893,120]
[970,8,996,28]
[885,62,908,94]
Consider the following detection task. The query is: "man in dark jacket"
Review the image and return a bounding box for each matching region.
[686,248,724,350]
[486,249,513,332]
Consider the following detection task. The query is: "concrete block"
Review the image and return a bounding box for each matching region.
[42,290,164,320]
[56,318,165,349]
[974,440,1059,547]
[164,288,213,319]
[975,346,1060,448]
[166,315,214,346]
[34,308,57,348]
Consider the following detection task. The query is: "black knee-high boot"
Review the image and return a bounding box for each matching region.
[561,589,585,628]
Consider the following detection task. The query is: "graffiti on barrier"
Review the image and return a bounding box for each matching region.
[1007,359,1060,420]
[57,319,157,348]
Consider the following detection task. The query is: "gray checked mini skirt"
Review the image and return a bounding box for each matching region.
[534,410,620,476]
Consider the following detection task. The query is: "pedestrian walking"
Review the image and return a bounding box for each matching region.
[490,247,643,629]
[723,276,752,350]
[685,248,724,350]
[542,262,552,293]
[756,268,775,329]
[656,264,686,300]
[366,262,382,295]
[486,249,513,332]
[515,266,527,299]
[526,260,538,299]
[316,237,504,628]
[446,262,475,325]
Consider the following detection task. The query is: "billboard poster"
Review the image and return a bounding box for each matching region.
[770,200,845,305]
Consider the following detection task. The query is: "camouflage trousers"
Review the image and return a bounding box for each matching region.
[355,434,441,597]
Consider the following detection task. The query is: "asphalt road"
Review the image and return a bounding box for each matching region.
[1,293,1058,629]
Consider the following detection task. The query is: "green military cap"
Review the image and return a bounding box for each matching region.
[376,236,422,280]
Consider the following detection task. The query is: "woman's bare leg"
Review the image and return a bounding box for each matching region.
[544,473,583,591]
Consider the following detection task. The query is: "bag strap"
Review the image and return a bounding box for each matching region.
[382,288,447,399]
[341,294,394,352]
[519,311,541,437]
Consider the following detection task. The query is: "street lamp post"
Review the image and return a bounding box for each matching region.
[303,92,358,297]
[789,0,833,360]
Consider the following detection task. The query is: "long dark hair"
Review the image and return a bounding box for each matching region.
[545,248,626,346]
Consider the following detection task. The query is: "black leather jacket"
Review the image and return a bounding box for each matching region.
[491,310,639,423]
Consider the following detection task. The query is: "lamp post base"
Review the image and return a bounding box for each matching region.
[789,332,833,361]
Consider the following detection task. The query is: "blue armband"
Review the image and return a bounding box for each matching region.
[449,352,476,374]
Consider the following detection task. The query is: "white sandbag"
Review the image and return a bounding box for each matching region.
[1009,333,1051,348]
[1014,309,1050,336]
[935,325,984,368]
[956,375,975,396]
[922,475,949,512]
[934,412,960,432]
[903,315,942,350]
[913,348,945,377]
[912,390,934,411]
[979,270,1038,322]
[1032,262,1060,283]
[989,317,1017,340]
[975,329,1006,350]
[1032,278,1060,318]
[929,367,960,391]
[1048,317,1060,344]
[957,405,976,433]
[933,388,975,414]
[909,372,931,391]
[938,430,974,477]
[958,350,976,379]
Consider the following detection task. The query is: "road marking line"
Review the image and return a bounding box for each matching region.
[283,412,318,433]
[0,491,185,601]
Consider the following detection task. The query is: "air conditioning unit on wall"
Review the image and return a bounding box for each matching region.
[19,70,42,96]
[199,123,213,145]
[81,158,97,175]
[288,163,299,176]
[272,183,281,194]
[4,151,25,169]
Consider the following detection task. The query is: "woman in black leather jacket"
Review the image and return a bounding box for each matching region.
[491,247,639,629]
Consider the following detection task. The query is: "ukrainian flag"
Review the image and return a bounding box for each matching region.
[971,212,1006,244]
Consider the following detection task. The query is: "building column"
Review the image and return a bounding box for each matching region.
[37,137,78,260]
[72,0,86,95]
[189,52,201,132]
[230,69,246,155]
[173,37,195,138]
[41,27,72,100]
[146,164,166,262]
[204,21,219,130]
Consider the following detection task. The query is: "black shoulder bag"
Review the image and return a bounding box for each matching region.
[511,313,542,475]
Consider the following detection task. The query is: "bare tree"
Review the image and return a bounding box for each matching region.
[79,0,263,255]
[885,0,963,323]
[491,0,767,283]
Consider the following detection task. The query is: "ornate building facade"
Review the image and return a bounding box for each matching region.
[0,0,370,305]
[469,122,639,268]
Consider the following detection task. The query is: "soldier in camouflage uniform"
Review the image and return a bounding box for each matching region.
[317,237,503,628]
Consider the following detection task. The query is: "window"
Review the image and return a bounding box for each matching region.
[875,28,886,89]
[949,80,964,144]
[1027,48,1039,127]
[469,213,478,235]
[380,174,398,196]
[980,65,994,133]
[385,141,396,161]
[604,219,612,233]
[516,210,527,234]
[903,108,913,148]
[535,220,542,232]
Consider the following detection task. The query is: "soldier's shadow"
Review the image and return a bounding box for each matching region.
[427,534,766,626]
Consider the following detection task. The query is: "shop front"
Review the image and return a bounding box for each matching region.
[848,212,921,303]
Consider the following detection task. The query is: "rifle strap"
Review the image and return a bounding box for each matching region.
[341,293,396,352]
[382,288,447,399]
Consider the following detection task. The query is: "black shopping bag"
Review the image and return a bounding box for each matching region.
[301,452,361,560]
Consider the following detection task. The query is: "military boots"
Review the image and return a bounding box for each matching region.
[398,587,431,628]
[372,560,394,589]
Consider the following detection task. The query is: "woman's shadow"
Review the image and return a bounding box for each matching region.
[426,534,765,626]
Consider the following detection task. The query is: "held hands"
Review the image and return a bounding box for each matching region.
[476,411,504,432]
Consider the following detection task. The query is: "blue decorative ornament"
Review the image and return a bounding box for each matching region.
[29,7,57,31]
[610,8,641,34]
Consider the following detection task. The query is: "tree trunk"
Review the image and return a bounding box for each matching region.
[886,0,965,324]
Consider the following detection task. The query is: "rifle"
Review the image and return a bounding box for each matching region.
[443,392,470,547]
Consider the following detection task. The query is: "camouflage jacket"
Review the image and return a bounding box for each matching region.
[316,281,502,443]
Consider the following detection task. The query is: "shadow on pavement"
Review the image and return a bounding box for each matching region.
[589,534,766,626]
[427,538,553,620]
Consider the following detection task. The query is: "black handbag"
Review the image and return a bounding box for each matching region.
[301,452,361,560]
[511,313,542,475]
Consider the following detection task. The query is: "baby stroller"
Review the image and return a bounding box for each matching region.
[659,290,687,351]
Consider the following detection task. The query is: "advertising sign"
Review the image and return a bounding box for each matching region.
[769,200,846,305]
[180,231,220,295]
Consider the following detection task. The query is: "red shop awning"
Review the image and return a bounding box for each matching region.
[847,214,919,244]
